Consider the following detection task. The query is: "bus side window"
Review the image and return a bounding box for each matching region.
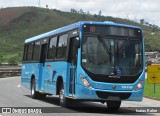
[56,34,68,59]
[23,44,28,62]
[33,41,41,61]
[26,43,34,61]
[47,37,57,60]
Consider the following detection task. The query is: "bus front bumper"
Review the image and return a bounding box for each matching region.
[75,84,143,101]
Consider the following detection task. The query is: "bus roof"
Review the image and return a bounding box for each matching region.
[25,21,141,43]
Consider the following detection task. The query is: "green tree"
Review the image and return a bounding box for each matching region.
[98,10,102,16]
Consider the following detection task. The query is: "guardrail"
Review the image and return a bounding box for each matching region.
[0,66,21,78]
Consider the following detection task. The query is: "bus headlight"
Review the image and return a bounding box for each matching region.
[80,75,92,88]
[134,81,143,90]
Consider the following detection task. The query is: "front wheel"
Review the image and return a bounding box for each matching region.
[59,84,68,107]
[106,101,121,111]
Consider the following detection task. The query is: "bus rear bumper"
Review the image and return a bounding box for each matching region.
[75,84,143,101]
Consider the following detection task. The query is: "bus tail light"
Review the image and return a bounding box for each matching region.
[134,81,143,90]
[80,75,92,88]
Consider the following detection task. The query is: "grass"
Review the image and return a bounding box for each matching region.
[144,80,160,100]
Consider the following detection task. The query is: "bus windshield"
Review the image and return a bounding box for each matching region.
[82,36,142,76]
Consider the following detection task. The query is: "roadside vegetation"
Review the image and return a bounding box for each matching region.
[0,7,159,64]
[144,80,160,100]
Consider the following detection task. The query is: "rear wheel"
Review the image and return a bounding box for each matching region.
[106,101,121,111]
[31,79,46,99]
[31,79,39,99]
[38,93,46,100]
[59,84,68,107]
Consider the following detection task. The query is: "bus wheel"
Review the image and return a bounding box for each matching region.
[39,94,46,100]
[31,79,39,99]
[59,84,68,107]
[106,101,121,111]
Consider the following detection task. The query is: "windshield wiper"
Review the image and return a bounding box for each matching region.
[118,38,129,52]
[97,34,111,55]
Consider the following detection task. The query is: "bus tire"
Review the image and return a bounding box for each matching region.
[59,84,68,107]
[39,94,46,100]
[31,79,39,99]
[106,101,121,111]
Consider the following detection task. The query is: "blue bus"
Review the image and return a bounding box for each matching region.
[21,21,145,110]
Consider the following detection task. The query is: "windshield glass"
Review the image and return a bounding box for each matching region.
[82,36,142,76]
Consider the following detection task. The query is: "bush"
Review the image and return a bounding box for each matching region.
[8,57,18,65]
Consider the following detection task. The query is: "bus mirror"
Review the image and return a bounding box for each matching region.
[75,37,80,48]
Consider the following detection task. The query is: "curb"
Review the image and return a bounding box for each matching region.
[144,96,160,101]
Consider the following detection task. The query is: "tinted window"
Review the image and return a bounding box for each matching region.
[57,34,68,59]
[26,43,34,61]
[23,45,28,61]
[82,36,142,76]
[33,41,41,61]
[47,37,57,59]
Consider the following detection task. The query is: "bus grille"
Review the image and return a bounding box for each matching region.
[96,91,131,100]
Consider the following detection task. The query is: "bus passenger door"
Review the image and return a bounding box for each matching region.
[38,43,48,90]
[69,37,79,96]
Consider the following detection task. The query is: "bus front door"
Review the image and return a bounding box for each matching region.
[69,37,79,96]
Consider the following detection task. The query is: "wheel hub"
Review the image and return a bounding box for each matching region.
[60,89,64,103]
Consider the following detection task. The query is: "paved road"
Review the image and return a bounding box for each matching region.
[0,76,160,116]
